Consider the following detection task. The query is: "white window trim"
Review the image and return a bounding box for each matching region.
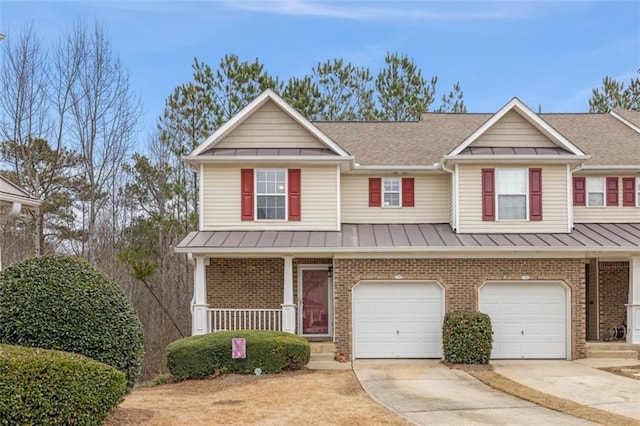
[586,176,606,208]
[255,168,288,221]
[496,168,529,221]
[382,177,402,208]
[636,176,640,208]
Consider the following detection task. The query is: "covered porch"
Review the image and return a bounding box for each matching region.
[190,255,334,337]
[586,256,640,345]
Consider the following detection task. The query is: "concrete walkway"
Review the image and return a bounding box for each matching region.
[492,359,640,421]
[353,360,593,425]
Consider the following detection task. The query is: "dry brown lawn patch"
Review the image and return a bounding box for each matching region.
[600,364,640,381]
[105,369,410,426]
[469,370,640,426]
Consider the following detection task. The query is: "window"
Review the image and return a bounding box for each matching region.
[586,177,604,207]
[637,177,640,207]
[496,168,527,220]
[256,169,286,220]
[382,178,400,207]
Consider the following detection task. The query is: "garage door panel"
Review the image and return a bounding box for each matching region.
[479,281,568,359]
[354,281,443,359]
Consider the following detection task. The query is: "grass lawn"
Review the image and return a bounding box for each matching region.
[105,369,410,425]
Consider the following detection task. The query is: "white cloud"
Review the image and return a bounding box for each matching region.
[226,0,544,22]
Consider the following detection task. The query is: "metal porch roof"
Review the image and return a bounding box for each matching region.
[175,223,640,254]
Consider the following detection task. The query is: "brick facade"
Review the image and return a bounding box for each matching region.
[333,258,586,360]
[207,257,332,309]
[206,257,586,360]
[598,261,629,336]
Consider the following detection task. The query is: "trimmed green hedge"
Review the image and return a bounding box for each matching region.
[167,330,310,380]
[442,311,493,364]
[0,255,144,391]
[0,344,127,425]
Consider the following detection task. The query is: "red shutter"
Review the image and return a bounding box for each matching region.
[369,178,381,207]
[606,177,619,206]
[402,177,414,207]
[481,168,495,221]
[623,177,636,207]
[240,169,254,221]
[529,168,543,221]
[288,169,301,221]
[573,177,586,206]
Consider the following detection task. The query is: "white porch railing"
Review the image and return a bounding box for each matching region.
[208,308,282,332]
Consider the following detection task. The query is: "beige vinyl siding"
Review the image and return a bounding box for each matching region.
[215,101,327,149]
[458,164,568,233]
[471,110,558,148]
[201,165,338,230]
[340,174,449,223]
[573,174,640,223]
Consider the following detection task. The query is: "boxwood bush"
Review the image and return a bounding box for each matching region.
[167,330,310,380]
[442,311,493,364]
[0,255,144,391]
[0,344,127,425]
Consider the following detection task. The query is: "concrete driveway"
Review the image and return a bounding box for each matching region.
[493,359,640,421]
[353,359,593,425]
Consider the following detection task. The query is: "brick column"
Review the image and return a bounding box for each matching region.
[627,256,640,344]
[192,256,209,335]
[282,256,296,333]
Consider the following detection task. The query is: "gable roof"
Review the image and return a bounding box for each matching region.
[189,89,351,159]
[0,176,40,207]
[447,97,587,157]
[611,108,640,133]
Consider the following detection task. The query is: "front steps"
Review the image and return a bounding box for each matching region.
[586,341,640,359]
[307,342,352,370]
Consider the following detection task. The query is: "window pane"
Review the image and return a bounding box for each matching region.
[588,193,604,207]
[257,195,285,220]
[384,178,399,192]
[587,177,604,192]
[498,195,526,220]
[497,169,526,193]
[384,193,399,207]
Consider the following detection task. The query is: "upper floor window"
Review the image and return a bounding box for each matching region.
[586,177,604,207]
[637,177,640,207]
[496,168,527,220]
[256,169,286,220]
[383,178,401,207]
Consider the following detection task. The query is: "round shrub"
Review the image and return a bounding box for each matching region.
[443,311,493,364]
[0,344,127,425]
[166,330,310,381]
[0,255,144,391]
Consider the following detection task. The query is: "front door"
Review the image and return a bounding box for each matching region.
[299,267,331,336]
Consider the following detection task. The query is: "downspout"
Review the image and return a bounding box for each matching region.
[187,253,196,314]
[568,163,584,232]
[439,160,457,232]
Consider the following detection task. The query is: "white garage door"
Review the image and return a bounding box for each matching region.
[479,281,568,359]
[353,281,443,358]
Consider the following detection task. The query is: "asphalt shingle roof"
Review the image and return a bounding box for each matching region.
[314,111,640,167]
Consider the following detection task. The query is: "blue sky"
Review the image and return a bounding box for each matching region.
[1,1,638,141]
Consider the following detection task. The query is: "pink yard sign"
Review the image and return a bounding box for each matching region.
[232,338,246,359]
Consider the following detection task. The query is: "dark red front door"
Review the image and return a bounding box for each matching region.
[301,269,329,335]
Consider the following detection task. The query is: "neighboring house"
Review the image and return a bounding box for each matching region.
[175,89,640,361]
[0,176,41,270]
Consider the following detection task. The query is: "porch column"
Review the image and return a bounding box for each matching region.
[627,256,640,344]
[192,256,209,335]
[281,256,296,333]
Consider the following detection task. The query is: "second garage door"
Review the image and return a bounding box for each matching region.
[478,281,569,359]
[353,281,443,358]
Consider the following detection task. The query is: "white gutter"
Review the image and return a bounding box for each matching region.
[579,165,640,171]
[183,155,354,163]
[173,245,640,255]
[443,155,590,162]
